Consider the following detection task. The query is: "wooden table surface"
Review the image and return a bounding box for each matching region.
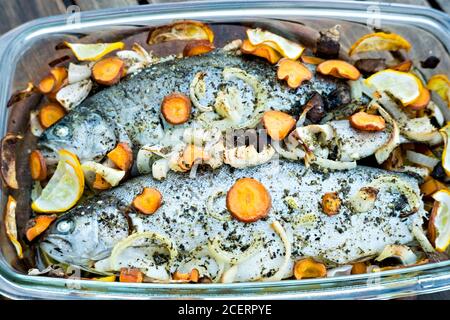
[0,0,449,300]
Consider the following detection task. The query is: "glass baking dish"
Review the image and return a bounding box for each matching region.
[1,0,450,299]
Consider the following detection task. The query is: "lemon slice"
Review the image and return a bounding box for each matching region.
[440,123,450,177]
[432,190,450,252]
[365,70,422,105]
[65,42,125,61]
[349,32,411,56]
[247,28,305,60]
[427,74,450,104]
[32,151,84,213]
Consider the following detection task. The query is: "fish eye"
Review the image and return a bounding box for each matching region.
[56,219,74,234]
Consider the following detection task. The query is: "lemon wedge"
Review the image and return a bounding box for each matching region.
[365,70,422,105]
[440,123,450,177]
[349,32,411,56]
[65,42,125,61]
[431,190,450,252]
[246,28,305,60]
[32,150,84,213]
[427,74,450,105]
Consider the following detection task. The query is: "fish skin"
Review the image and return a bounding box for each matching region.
[40,160,425,282]
[37,51,342,165]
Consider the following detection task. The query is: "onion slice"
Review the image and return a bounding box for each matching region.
[261,221,291,282]
[4,195,23,259]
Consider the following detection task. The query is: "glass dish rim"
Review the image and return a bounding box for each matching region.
[0,0,449,299]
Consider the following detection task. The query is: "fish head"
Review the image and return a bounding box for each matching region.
[38,107,118,164]
[39,197,130,267]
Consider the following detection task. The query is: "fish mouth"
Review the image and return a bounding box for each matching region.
[39,235,74,264]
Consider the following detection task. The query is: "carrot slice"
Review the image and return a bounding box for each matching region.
[161,93,192,125]
[428,200,439,246]
[301,55,325,65]
[262,110,296,141]
[420,176,447,197]
[92,173,112,190]
[408,88,430,110]
[390,60,413,72]
[29,150,47,181]
[349,111,386,132]
[119,268,143,283]
[39,103,66,129]
[226,178,271,223]
[132,187,162,215]
[351,262,367,275]
[183,40,215,57]
[107,142,133,171]
[277,58,312,89]
[293,258,327,280]
[316,60,361,80]
[178,144,209,171]
[38,75,56,94]
[50,67,68,90]
[321,192,341,216]
[173,268,199,282]
[240,39,281,64]
[92,57,125,86]
[26,215,57,241]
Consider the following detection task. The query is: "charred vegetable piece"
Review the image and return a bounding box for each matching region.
[240,39,281,64]
[92,173,112,190]
[39,103,66,129]
[92,57,125,86]
[431,162,446,181]
[5,195,23,258]
[132,187,163,215]
[351,262,367,274]
[1,133,21,189]
[293,258,327,279]
[276,58,312,89]
[316,60,361,80]
[420,56,440,69]
[325,84,351,110]
[226,178,271,223]
[7,82,35,108]
[262,110,296,141]
[354,58,386,76]
[420,176,447,198]
[29,150,47,181]
[107,142,133,171]
[26,215,57,241]
[408,88,431,111]
[349,111,386,132]
[304,92,325,123]
[390,60,413,72]
[119,268,143,283]
[321,192,341,216]
[183,40,215,57]
[428,200,439,246]
[173,269,199,282]
[161,92,192,125]
[315,33,340,59]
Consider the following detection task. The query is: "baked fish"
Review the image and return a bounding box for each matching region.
[39,160,425,283]
[36,51,347,167]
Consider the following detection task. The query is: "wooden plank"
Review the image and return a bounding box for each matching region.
[435,0,450,13]
[0,0,67,35]
[74,0,139,11]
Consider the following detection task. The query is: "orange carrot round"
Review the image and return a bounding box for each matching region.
[38,75,56,94]
[183,40,215,57]
[351,262,367,275]
[316,59,361,80]
[161,92,192,125]
[226,178,271,223]
[29,150,47,181]
[173,268,200,282]
[277,58,312,89]
[349,111,386,132]
[26,215,57,241]
[293,258,327,280]
[92,57,125,86]
[107,142,133,171]
[119,268,143,283]
[92,173,112,190]
[132,187,163,215]
[39,103,66,128]
[321,192,341,216]
[262,110,296,141]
